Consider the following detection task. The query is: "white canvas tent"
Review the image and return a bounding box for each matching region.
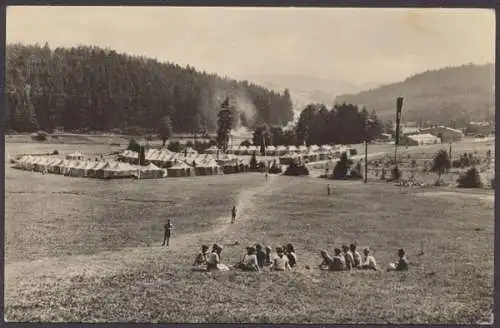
[167,161,195,177]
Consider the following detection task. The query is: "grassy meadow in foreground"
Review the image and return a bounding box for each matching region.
[5,152,494,324]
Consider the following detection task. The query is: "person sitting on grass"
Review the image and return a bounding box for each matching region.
[235,246,260,271]
[342,244,354,270]
[207,243,229,271]
[265,245,273,266]
[285,243,297,268]
[350,243,362,269]
[271,247,291,271]
[193,244,209,267]
[255,244,267,269]
[387,248,409,272]
[318,250,334,270]
[331,248,346,271]
[359,248,378,271]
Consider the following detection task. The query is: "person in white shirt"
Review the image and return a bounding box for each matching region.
[271,247,291,271]
[236,246,259,271]
[207,243,223,271]
[360,248,378,271]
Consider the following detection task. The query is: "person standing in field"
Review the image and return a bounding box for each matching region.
[285,243,297,268]
[162,219,173,247]
[326,184,331,195]
[231,205,237,224]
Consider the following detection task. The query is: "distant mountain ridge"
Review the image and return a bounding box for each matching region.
[334,63,495,127]
[240,73,386,123]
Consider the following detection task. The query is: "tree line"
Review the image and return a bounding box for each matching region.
[251,103,383,149]
[5,43,295,134]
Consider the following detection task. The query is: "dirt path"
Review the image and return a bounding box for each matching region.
[5,174,283,292]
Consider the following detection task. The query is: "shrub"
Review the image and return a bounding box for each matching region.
[457,167,483,188]
[127,139,141,153]
[284,161,309,176]
[31,131,48,142]
[249,152,258,171]
[410,159,417,168]
[430,149,451,183]
[240,140,252,147]
[331,152,352,180]
[269,160,282,174]
[348,162,363,180]
[391,166,402,181]
[52,150,59,155]
[167,141,182,153]
[185,140,194,148]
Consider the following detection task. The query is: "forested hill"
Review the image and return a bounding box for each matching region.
[334,63,495,127]
[5,43,295,133]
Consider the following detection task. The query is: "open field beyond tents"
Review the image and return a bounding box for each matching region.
[5,140,494,323]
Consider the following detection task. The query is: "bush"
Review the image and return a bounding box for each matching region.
[457,167,483,188]
[186,140,194,148]
[284,161,309,176]
[269,160,282,174]
[240,140,252,147]
[52,150,59,155]
[31,131,48,141]
[348,162,363,180]
[249,152,258,171]
[391,166,402,181]
[127,139,141,153]
[167,141,182,153]
[331,152,352,180]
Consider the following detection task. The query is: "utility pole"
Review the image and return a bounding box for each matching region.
[364,118,373,184]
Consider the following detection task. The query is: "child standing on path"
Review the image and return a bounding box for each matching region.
[231,205,237,224]
[162,219,173,247]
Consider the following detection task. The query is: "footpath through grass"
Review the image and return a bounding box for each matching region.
[5,173,493,323]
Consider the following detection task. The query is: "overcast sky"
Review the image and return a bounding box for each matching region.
[7,7,495,85]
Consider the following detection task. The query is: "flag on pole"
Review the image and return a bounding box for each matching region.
[221,97,230,109]
[395,97,404,145]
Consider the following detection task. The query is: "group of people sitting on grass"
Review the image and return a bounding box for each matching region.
[192,242,409,273]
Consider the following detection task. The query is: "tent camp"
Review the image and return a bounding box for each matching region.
[280,152,302,165]
[266,145,277,156]
[167,161,195,178]
[66,151,85,160]
[196,159,222,176]
[309,145,320,152]
[235,145,248,155]
[136,163,165,179]
[298,145,308,153]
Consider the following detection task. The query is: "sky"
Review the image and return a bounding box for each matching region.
[7,7,495,86]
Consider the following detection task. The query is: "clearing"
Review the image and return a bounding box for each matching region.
[4,141,494,323]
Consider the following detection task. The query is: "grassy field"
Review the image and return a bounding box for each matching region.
[4,141,494,323]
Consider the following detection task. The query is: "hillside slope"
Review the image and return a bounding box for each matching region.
[334,64,495,126]
[5,43,294,134]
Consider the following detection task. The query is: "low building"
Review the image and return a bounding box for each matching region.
[404,133,441,146]
[420,126,464,142]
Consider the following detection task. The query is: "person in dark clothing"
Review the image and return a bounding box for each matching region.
[231,205,237,224]
[162,219,173,247]
[387,248,409,271]
[255,244,267,269]
[396,248,409,271]
[285,243,297,268]
[265,245,272,266]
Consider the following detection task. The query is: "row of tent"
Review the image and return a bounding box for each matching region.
[204,144,346,156]
[13,156,166,179]
[12,155,227,179]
